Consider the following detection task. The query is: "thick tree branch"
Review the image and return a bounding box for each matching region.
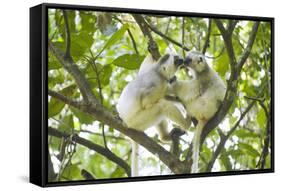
[206,99,256,171]
[48,90,187,174]
[48,127,131,177]
[228,20,238,34]
[132,14,161,60]
[201,21,259,144]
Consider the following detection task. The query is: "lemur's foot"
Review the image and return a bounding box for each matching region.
[169,127,185,139]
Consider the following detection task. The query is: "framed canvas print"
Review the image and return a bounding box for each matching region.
[30,3,274,187]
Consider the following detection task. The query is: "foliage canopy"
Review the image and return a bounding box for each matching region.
[48,9,272,181]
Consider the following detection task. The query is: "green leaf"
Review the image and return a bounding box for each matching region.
[227,149,244,159]
[62,163,82,180]
[111,54,145,70]
[257,107,266,128]
[48,75,64,89]
[70,106,94,125]
[48,85,76,118]
[59,114,74,133]
[214,51,229,77]
[80,12,96,33]
[71,31,94,61]
[111,166,126,178]
[48,97,65,118]
[48,50,62,70]
[100,65,113,85]
[55,10,65,39]
[60,84,77,95]
[96,24,129,57]
[220,150,232,170]
[238,142,260,158]
[234,129,258,139]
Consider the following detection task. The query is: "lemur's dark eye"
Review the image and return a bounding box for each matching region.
[163,67,166,71]
[199,57,203,63]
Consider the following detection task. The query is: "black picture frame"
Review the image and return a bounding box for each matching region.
[30,3,274,187]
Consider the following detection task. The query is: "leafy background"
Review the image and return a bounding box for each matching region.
[47,9,272,182]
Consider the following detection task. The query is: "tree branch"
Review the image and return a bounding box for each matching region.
[237,22,260,70]
[227,20,238,34]
[48,127,131,177]
[146,21,190,52]
[62,10,71,59]
[132,14,161,60]
[206,99,256,171]
[214,20,237,68]
[48,41,98,104]
[182,17,186,57]
[257,101,271,169]
[201,21,259,144]
[48,90,188,174]
[202,19,212,54]
[48,89,82,108]
[114,16,139,55]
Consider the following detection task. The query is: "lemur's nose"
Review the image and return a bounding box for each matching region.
[174,56,184,67]
[184,57,192,65]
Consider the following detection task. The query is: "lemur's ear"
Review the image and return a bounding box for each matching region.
[158,54,170,65]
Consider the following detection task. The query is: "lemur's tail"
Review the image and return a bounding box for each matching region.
[131,140,139,177]
[191,120,205,173]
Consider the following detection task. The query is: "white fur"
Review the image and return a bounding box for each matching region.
[117,49,190,176]
[171,51,226,173]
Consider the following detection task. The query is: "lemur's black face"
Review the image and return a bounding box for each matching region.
[183,51,207,73]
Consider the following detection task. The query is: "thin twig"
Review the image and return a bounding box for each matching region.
[165,17,171,35]
[205,46,225,59]
[62,10,71,59]
[132,14,161,60]
[114,16,139,55]
[146,20,190,52]
[202,19,212,54]
[48,89,81,107]
[182,17,186,57]
[258,101,271,169]
[80,129,127,141]
[206,99,257,171]
[88,50,108,149]
[49,127,131,177]
[237,22,260,70]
